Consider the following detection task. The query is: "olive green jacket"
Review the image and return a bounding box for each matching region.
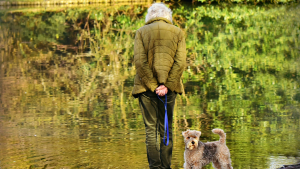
[132,17,186,96]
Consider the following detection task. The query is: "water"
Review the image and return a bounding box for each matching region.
[0,3,300,169]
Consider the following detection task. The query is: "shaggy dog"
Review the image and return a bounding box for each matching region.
[182,129,233,169]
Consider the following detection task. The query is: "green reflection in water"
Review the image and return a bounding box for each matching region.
[0,3,299,169]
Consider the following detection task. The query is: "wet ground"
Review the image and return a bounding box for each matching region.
[0,3,300,169]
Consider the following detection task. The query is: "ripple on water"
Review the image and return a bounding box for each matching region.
[0,3,300,169]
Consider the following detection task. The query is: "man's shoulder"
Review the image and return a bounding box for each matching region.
[138,21,182,35]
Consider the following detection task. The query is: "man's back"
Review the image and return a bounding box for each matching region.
[133,17,186,95]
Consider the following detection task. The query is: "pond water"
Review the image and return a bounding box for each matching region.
[0,2,300,169]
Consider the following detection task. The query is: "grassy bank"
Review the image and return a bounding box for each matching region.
[0,0,151,6]
[0,0,298,6]
[0,4,300,168]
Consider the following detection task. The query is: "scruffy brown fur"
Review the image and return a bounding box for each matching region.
[182,129,233,169]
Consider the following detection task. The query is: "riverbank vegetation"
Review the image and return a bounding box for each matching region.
[0,0,299,6]
[0,3,299,168]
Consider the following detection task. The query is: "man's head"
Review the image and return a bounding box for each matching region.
[145,3,173,23]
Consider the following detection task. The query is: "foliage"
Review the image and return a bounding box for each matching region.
[0,3,300,169]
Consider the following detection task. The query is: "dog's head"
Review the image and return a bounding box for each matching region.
[182,129,201,150]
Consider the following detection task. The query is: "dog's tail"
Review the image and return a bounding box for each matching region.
[212,129,226,144]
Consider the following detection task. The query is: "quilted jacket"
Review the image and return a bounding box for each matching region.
[132,17,186,96]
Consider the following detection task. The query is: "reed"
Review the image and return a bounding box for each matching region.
[0,0,298,6]
[0,0,151,6]
[1,4,300,168]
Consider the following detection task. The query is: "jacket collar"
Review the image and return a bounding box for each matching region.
[145,17,172,25]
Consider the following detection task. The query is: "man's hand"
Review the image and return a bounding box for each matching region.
[156,85,168,96]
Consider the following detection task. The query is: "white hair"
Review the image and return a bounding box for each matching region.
[145,3,173,23]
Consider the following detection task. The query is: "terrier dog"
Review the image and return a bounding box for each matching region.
[182,129,233,169]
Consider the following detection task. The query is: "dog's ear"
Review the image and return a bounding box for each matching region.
[182,130,189,137]
[195,131,201,138]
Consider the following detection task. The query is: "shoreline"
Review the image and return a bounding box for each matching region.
[0,0,152,6]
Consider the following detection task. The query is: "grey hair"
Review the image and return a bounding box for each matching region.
[145,3,173,23]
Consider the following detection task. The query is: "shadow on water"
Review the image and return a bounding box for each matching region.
[0,2,300,169]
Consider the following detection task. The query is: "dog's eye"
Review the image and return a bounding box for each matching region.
[187,137,190,139]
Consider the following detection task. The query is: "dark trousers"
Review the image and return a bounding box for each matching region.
[138,90,177,169]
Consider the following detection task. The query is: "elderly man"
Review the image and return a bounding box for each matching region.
[132,3,186,169]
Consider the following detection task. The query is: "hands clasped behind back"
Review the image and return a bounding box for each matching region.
[156,85,168,96]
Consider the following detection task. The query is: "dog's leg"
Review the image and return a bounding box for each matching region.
[212,160,222,169]
[220,164,233,169]
[217,158,232,169]
[218,156,233,169]
[184,162,192,169]
[183,162,187,169]
[192,162,204,169]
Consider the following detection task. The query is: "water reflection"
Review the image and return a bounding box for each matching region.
[0,3,300,169]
